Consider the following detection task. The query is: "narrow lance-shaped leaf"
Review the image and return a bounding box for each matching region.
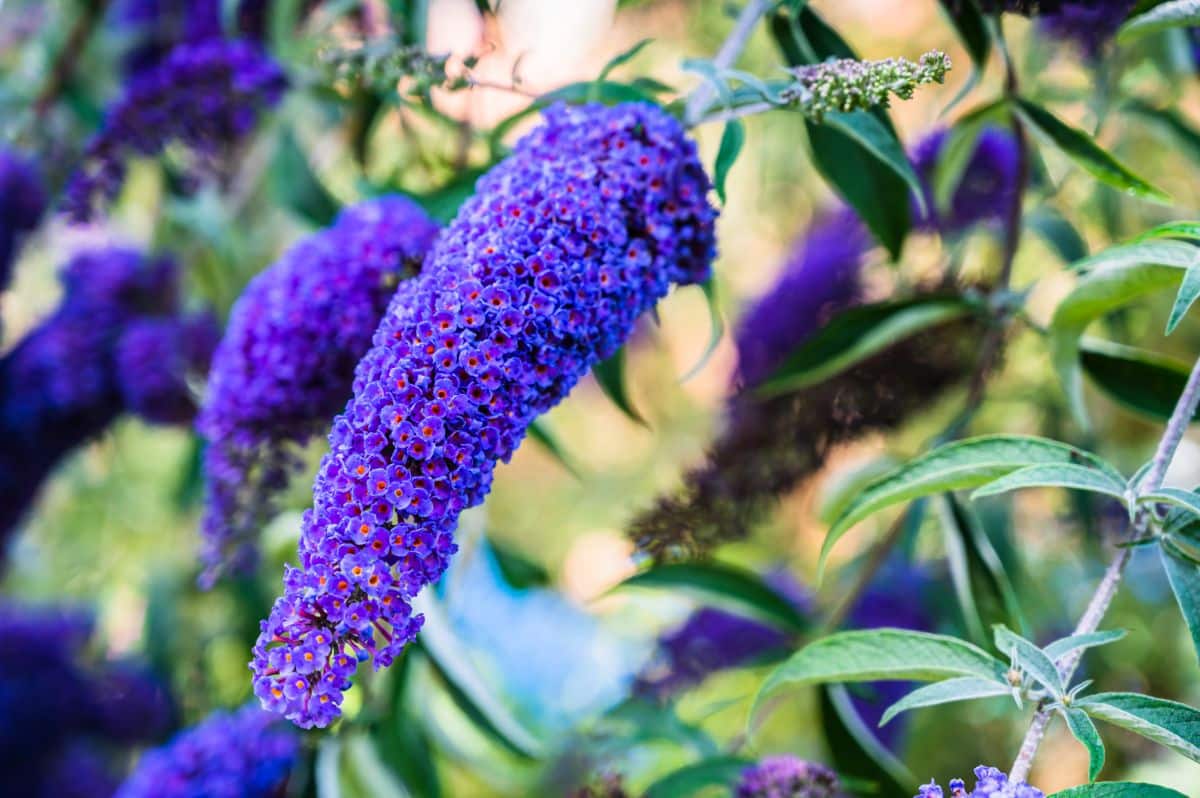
[713,119,745,204]
[1077,692,1200,764]
[938,496,988,645]
[1043,629,1127,661]
[1014,99,1169,203]
[1139,487,1200,520]
[526,419,581,479]
[1160,541,1200,666]
[611,562,809,634]
[938,0,991,113]
[943,494,1029,637]
[752,629,1008,724]
[1028,207,1089,264]
[820,685,915,797]
[1079,339,1198,423]
[820,435,1123,578]
[994,624,1065,696]
[1050,784,1188,798]
[970,463,1129,503]
[680,278,725,382]
[1064,708,1107,783]
[597,38,653,82]
[879,677,1011,726]
[1118,0,1200,43]
[591,347,646,426]
[821,110,930,217]
[1168,266,1200,334]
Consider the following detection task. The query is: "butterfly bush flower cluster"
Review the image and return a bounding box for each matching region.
[0,603,174,797]
[113,0,271,75]
[969,1,1134,57]
[116,705,298,798]
[117,313,220,425]
[198,197,439,585]
[917,766,1044,798]
[251,101,717,728]
[782,51,951,123]
[626,122,1016,560]
[0,148,45,293]
[736,756,840,798]
[0,248,212,546]
[912,127,1020,236]
[63,39,286,222]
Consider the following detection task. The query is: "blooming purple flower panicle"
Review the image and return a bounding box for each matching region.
[117,312,220,425]
[63,39,286,222]
[251,101,717,728]
[0,603,174,798]
[198,196,439,585]
[1038,1,1135,58]
[734,209,868,388]
[113,0,272,75]
[0,148,45,292]
[736,755,840,798]
[0,248,207,548]
[115,705,298,798]
[912,127,1019,236]
[916,766,1044,798]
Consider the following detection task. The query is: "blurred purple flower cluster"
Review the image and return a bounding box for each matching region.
[115,704,297,798]
[0,148,46,293]
[113,0,271,75]
[0,603,174,798]
[0,248,216,550]
[198,196,439,585]
[251,101,717,728]
[63,39,286,222]
[736,755,840,798]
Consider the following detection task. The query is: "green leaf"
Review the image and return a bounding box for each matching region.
[758,298,973,397]
[487,538,551,589]
[713,119,745,204]
[526,419,580,479]
[597,38,653,82]
[820,685,915,798]
[1132,220,1200,244]
[939,496,989,644]
[753,629,1007,723]
[1015,99,1170,204]
[821,436,1123,578]
[1167,267,1200,334]
[939,494,1029,640]
[412,594,545,759]
[642,757,753,798]
[1141,488,1200,520]
[271,127,341,227]
[406,166,488,224]
[612,562,809,634]
[1043,630,1128,661]
[1118,0,1200,43]
[821,110,929,217]
[1065,707,1107,783]
[1051,784,1189,798]
[1160,542,1200,666]
[1123,101,1200,169]
[970,463,1129,503]
[316,737,344,798]
[592,348,646,426]
[1050,241,1200,425]
[1079,339,1198,423]
[1029,207,1089,264]
[879,677,1010,726]
[994,624,1065,696]
[680,278,725,382]
[342,733,414,798]
[1077,692,1200,763]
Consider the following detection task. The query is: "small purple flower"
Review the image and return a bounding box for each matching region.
[116,312,220,425]
[734,209,869,387]
[917,766,1044,798]
[115,705,298,798]
[63,39,286,222]
[0,148,45,293]
[912,127,1020,236]
[736,755,840,798]
[251,102,717,728]
[198,196,439,584]
[0,248,189,546]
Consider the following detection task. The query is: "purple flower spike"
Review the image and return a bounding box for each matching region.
[63,39,286,222]
[736,755,840,798]
[917,766,1044,798]
[116,312,220,425]
[251,102,717,728]
[1039,1,1135,59]
[198,196,440,585]
[0,148,46,293]
[115,705,298,798]
[912,127,1020,237]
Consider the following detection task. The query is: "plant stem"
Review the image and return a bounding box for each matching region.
[683,0,771,127]
[32,0,109,119]
[1009,350,1200,783]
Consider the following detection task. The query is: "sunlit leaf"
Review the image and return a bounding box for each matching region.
[1043,630,1127,662]
[970,463,1128,503]
[879,677,1010,726]
[1064,708,1107,783]
[994,624,1064,695]
[1077,692,1200,763]
[1118,0,1200,43]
